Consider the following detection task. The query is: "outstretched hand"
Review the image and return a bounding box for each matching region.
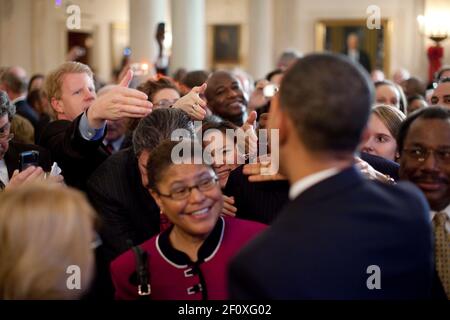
[87,69,153,128]
[222,195,237,217]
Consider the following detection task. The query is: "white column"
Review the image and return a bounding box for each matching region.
[248,0,274,80]
[170,0,205,72]
[129,0,167,68]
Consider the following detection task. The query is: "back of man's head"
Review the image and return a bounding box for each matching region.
[0,68,28,95]
[0,90,16,121]
[279,53,373,154]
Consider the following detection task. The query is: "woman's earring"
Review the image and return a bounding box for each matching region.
[159,209,171,232]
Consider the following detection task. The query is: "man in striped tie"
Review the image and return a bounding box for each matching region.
[398,106,450,299]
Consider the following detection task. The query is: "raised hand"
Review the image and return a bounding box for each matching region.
[6,166,44,190]
[237,111,258,160]
[243,155,286,182]
[87,69,153,128]
[5,166,64,190]
[222,195,237,217]
[172,83,207,120]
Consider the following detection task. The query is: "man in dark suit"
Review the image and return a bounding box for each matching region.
[0,90,51,190]
[39,62,152,191]
[87,108,195,262]
[224,152,400,225]
[397,106,450,299]
[228,53,433,299]
[343,33,371,73]
[0,67,39,128]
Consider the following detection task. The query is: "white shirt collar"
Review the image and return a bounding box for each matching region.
[289,167,341,200]
[0,159,9,185]
[104,134,125,152]
[11,95,26,105]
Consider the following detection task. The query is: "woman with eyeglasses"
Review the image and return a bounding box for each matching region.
[110,139,266,300]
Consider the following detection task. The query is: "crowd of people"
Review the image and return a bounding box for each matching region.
[0,47,449,300]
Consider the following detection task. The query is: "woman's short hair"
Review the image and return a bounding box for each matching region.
[0,182,96,300]
[137,77,180,102]
[146,139,209,191]
[372,104,406,139]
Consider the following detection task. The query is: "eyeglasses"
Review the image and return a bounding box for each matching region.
[156,176,219,200]
[402,147,450,164]
[153,98,179,109]
[0,122,11,136]
[0,133,14,142]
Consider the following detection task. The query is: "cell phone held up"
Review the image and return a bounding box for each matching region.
[19,150,39,172]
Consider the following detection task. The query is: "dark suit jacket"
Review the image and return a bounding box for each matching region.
[224,165,289,224]
[224,152,399,225]
[4,141,52,176]
[359,152,399,180]
[87,148,161,262]
[228,166,433,299]
[15,99,39,128]
[38,114,109,191]
[343,49,372,73]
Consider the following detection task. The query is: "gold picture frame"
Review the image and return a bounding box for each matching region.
[210,24,241,67]
[315,19,392,76]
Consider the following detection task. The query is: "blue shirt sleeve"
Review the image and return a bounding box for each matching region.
[78,111,106,141]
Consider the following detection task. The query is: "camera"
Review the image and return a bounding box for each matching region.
[130,62,150,76]
[263,84,279,98]
[19,150,39,171]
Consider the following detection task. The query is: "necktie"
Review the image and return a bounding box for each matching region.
[433,212,450,298]
[0,179,5,191]
[106,143,114,154]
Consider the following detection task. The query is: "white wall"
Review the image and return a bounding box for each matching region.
[0,0,129,82]
[2,0,450,83]
[207,0,433,81]
[205,0,250,70]
[0,0,33,73]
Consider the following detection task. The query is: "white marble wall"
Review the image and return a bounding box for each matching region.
[1,0,449,83]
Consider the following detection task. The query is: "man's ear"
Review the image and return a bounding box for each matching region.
[268,94,288,147]
[50,97,64,115]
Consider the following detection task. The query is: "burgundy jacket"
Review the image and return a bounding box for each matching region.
[111,216,266,300]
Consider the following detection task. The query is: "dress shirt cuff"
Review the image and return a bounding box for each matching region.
[79,111,106,141]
